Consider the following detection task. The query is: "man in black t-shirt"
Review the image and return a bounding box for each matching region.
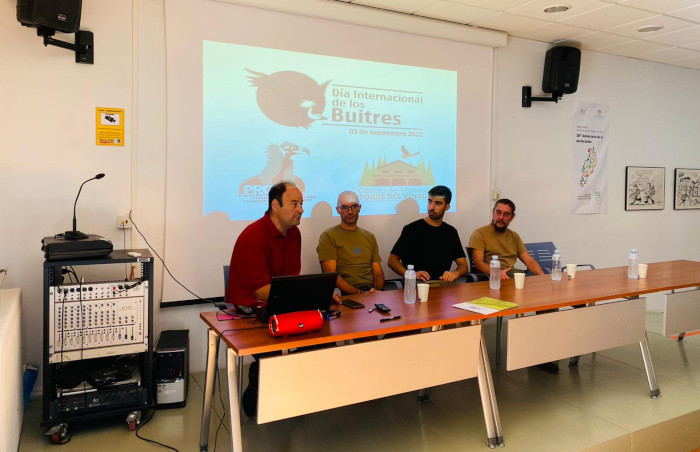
[388,185,468,283]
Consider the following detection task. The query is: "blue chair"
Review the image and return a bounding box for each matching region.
[525,242,595,275]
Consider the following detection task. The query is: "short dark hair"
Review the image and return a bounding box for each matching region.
[268,182,291,213]
[428,185,452,205]
[493,198,516,214]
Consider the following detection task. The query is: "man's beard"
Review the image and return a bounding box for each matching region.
[492,221,506,233]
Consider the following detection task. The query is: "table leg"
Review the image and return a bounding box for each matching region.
[237,356,244,410]
[476,325,504,448]
[227,348,243,451]
[199,329,220,452]
[639,332,661,398]
[417,325,442,402]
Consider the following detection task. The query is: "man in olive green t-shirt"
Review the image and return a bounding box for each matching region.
[468,198,543,280]
[317,191,385,295]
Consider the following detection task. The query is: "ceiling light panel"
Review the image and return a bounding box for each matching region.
[507,0,608,21]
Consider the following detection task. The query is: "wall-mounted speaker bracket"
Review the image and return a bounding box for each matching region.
[522,86,562,108]
[37,26,94,64]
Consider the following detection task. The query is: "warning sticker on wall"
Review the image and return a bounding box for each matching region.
[96,107,125,146]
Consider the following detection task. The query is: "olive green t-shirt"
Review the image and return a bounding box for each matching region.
[468,224,526,271]
[317,225,381,289]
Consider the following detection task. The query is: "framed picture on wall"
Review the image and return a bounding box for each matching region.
[625,166,665,211]
[674,168,700,210]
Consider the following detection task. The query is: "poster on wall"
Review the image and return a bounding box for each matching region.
[625,166,665,211]
[570,101,609,214]
[674,168,700,210]
[95,107,124,146]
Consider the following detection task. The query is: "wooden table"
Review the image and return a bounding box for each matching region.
[198,260,700,451]
[198,290,502,451]
[484,260,700,388]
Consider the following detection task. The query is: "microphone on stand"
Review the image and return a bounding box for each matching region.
[64,173,105,240]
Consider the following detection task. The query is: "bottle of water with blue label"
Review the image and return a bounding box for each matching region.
[628,249,639,279]
[489,256,501,290]
[551,250,562,281]
[404,265,416,304]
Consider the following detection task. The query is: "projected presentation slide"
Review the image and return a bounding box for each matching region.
[203,41,457,221]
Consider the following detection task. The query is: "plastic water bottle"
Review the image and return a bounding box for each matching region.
[551,250,562,281]
[404,265,416,304]
[489,256,501,290]
[628,249,639,279]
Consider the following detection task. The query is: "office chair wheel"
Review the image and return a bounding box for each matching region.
[46,423,70,444]
[126,411,141,430]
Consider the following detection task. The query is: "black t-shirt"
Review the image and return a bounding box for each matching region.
[390,219,466,279]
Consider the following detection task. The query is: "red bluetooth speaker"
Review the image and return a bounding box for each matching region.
[269,310,324,338]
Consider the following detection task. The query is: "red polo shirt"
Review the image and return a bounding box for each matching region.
[225,212,301,307]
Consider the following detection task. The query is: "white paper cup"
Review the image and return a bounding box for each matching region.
[566,264,577,279]
[638,263,648,279]
[417,283,429,302]
[514,273,525,289]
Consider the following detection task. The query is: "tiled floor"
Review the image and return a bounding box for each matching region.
[19,313,700,451]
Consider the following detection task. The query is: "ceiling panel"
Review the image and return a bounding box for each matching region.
[646,25,700,46]
[559,4,657,29]
[514,22,594,42]
[472,12,549,33]
[556,31,637,50]
[618,0,700,14]
[416,1,498,23]
[667,4,700,22]
[350,0,439,14]
[644,46,700,61]
[596,39,670,56]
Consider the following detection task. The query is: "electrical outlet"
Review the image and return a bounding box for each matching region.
[117,215,131,229]
[491,187,501,201]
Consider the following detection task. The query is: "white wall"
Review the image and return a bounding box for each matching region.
[2,1,699,394]
[495,37,700,308]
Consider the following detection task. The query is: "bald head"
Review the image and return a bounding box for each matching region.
[336,190,361,229]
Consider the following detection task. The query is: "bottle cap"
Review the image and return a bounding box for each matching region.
[407,264,414,270]
[492,255,498,260]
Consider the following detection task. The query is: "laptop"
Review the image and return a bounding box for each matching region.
[259,272,338,320]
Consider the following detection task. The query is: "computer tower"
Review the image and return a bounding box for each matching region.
[154,330,189,408]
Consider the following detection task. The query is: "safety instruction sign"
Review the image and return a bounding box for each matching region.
[96,107,125,146]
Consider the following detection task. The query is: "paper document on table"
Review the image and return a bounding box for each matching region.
[453,297,518,315]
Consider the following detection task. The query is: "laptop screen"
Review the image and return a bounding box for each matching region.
[265,272,338,318]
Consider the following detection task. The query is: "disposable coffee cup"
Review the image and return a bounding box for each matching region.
[417,283,429,302]
[638,263,648,279]
[514,273,525,289]
[566,264,577,279]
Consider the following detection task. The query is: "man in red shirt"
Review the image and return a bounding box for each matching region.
[226,182,304,307]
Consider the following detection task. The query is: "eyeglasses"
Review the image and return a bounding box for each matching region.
[338,204,360,212]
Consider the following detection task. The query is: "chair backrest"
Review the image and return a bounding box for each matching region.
[524,242,557,275]
[525,242,596,275]
[464,247,489,283]
[223,265,230,303]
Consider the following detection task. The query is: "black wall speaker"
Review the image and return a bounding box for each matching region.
[542,46,581,95]
[17,0,82,34]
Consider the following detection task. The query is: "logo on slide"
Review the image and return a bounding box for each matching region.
[246,69,330,129]
[239,142,310,195]
[359,147,435,186]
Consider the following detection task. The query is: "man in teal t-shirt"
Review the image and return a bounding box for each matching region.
[317,191,385,295]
